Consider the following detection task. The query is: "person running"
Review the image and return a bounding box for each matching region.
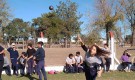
[78,35,109,80]
[3,53,11,76]
[0,45,4,80]
[7,43,19,76]
[26,43,36,76]
[34,42,47,80]
[75,51,83,73]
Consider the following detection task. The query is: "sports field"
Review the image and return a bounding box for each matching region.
[1,71,135,80]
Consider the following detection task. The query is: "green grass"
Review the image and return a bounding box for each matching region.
[1,71,135,80]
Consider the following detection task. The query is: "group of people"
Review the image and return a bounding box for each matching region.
[0,41,47,80]
[65,51,83,73]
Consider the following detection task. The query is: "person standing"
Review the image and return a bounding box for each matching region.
[7,43,19,76]
[34,42,47,80]
[0,45,4,80]
[26,43,36,76]
[103,44,111,72]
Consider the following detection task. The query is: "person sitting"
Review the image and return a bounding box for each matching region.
[17,52,27,76]
[75,51,83,73]
[65,53,76,73]
[120,51,131,72]
[3,53,11,76]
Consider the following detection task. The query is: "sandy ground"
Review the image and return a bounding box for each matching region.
[4,45,135,66]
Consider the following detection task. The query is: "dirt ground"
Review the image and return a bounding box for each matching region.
[4,45,135,66]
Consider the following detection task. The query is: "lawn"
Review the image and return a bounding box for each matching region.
[1,71,135,80]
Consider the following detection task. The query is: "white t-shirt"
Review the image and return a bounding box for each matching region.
[66,57,75,64]
[75,55,83,64]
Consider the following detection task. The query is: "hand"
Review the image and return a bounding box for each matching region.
[97,70,102,77]
[77,34,82,42]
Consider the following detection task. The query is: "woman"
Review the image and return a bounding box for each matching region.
[121,51,131,72]
[78,35,109,80]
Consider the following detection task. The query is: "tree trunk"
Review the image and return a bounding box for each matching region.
[131,24,135,46]
[106,26,109,45]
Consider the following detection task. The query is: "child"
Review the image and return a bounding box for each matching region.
[17,52,27,76]
[78,35,109,80]
[75,51,83,73]
[66,53,76,73]
[3,53,11,76]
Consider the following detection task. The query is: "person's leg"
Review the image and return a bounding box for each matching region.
[30,59,34,74]
[0,60,4,79]
[84,63,91,80]
[27,59,31,75]
[15,61,18,76]
[6,65,11,75]
[37,61,43,80]
[41,62,47,80]
[106,58,111,72]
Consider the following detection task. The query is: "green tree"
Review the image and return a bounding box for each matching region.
[94,0,124,44]
[0,0,12,42]
[4,18,30,44]
[33,12,64,45]
[56,0,83,47]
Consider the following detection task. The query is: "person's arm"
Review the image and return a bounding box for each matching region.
[72,58,76,64]
[7,47,12,52]
[0,50,4,54]
[34,48,39,59]
[78,34,88,52]
[80,56,83,65]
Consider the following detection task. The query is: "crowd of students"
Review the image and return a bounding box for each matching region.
[0,41,47,80]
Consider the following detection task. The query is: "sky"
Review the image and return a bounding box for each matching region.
[6,0,131,38]
[7,0,95,34]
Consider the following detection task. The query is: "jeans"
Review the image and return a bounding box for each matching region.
[37,60,47,80]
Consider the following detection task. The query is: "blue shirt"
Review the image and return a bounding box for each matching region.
[7,47,19,60]
[35,47,45,61]
[0,46,4,60]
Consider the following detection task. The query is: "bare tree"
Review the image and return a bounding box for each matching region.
[119,0,135,46]
[93,0,124,44]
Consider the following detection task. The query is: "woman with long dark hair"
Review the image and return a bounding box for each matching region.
[78,35,110,80]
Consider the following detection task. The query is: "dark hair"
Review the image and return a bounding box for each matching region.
[28,43,32,47]
[76,51,80,55]
[104,43,108,47]
[89,45,109,56]
[38,41,43,46]
[22,52,26,55]
[3,53,5,56]
[69,53,73,57]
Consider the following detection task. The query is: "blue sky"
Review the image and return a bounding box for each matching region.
[7,0,131,38]
[7,0,95,34]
